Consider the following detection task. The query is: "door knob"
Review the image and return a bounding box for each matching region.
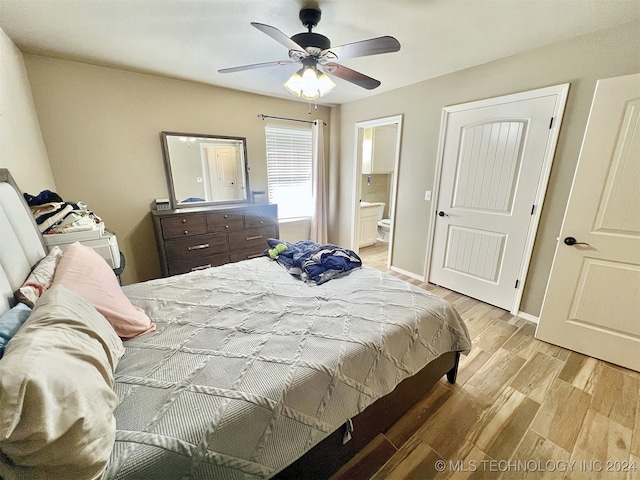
[438,211,449,217]
[564,236,590,246]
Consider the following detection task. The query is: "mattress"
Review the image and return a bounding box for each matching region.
[104,258,471,479]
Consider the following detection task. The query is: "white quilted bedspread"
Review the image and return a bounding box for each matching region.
[104,258,471,479]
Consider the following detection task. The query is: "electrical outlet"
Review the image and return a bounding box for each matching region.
[424,190,432,201]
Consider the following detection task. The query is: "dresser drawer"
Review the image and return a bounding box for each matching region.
[153,204,279,277]
[228,226,277,252]
[165,233,228,261]
[206,212,244,233]
[161,214,207,240]
[167,253,230,276]
[244,205,279,229]
[229,249,266,263]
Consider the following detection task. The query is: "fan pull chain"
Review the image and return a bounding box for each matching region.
[307,99,320,115]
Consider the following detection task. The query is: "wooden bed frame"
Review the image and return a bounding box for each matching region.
[277,350,459,478]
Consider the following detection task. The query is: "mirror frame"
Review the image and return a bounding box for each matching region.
[160,131,251,209]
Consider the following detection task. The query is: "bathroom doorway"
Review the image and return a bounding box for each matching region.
[351,115,402,269]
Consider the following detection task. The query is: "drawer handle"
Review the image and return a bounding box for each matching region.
[259,220,264,224]
[191,264,211,271]
[247,253,262,259]
[225,225,230,229]
[184,230,189,235]
[188,243,210,251]
[224,214,228,219]
[245,235,263,241]
[182,219,187,224]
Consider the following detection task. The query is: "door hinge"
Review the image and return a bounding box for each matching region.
[531,204,535,215]
[515,279,520,289]
[549,117,554,129]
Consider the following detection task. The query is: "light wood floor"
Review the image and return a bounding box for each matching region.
[333,243,640,480]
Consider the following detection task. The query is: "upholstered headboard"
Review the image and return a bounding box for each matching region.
[0,169,47,314]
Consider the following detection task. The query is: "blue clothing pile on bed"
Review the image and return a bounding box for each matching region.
[264,239,362,285]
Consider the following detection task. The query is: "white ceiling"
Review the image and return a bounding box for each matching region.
[1,0,638,105]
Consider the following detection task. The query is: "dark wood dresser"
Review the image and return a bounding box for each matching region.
[152,203,278,277]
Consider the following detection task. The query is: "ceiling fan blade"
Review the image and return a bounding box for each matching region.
[323,36,400,60]
[322,63,381,90]
[251,22,307,54]
[218,60,295,74]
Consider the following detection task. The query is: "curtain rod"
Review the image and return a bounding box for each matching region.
[257,114,326,126]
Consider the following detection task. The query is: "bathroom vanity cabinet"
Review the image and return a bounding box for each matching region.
[362,125,397,174]
[359,204,380,247]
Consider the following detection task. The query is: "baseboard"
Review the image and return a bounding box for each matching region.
[389,265,424,281]
[517,311,539,324]
[388,264,541,324]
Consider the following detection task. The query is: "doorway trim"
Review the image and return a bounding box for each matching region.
[351,114,403,269]
[424,84,570,315]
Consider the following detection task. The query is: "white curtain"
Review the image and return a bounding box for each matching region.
[310,120,328,244]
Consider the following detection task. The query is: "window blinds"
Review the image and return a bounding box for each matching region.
[265,124,313,219]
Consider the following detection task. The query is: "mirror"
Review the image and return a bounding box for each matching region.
[161,132,250,208]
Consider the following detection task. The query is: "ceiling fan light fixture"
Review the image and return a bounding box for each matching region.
[284,66,335,100]
[219,8,400,98]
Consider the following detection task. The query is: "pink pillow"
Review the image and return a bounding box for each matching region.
[52,242,155,339]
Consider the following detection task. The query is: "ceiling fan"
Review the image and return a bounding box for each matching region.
[218,7,401,99]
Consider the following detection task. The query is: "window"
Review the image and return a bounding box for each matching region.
[265,124,313,219]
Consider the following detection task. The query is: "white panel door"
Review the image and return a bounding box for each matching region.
[430,87,567,311]
[536,74,640,372]
[212,146,241,201]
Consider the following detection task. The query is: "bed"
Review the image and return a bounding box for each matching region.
[0,168,472,479]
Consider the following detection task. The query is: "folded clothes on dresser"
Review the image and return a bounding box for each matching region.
[33,203,75,233]
[24,191,103,235]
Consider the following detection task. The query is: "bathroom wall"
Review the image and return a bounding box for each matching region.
[360,174,391,217]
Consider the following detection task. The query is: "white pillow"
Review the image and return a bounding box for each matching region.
[0,285,124,480]
[15,245,63,307]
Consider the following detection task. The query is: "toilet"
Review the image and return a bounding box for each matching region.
[375,203,391,243]
[377,218,391,242]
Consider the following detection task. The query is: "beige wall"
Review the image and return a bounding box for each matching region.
[335,21,640,317]
[23,55,331,285]
[0,28,55,192]
[279,219,312,243]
